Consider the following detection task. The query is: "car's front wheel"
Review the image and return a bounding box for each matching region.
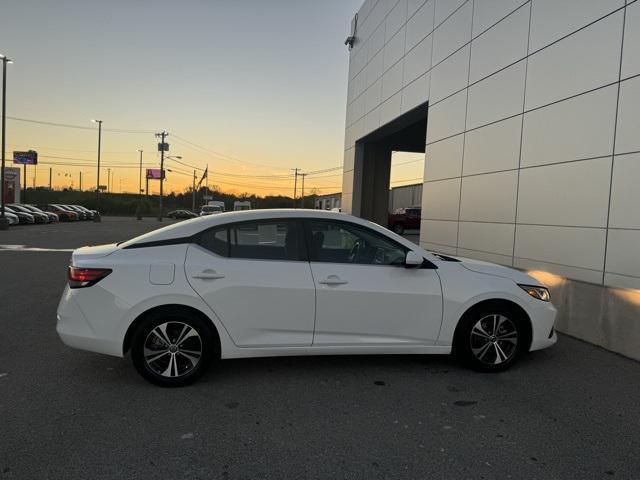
[454,304,528,372]
[131,309,215,387]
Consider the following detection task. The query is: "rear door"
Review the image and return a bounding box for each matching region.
[185,218,316,347]
[306,219,442,346]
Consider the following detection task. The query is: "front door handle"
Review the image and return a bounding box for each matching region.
[318,275,348,286]
[192,269,225,280]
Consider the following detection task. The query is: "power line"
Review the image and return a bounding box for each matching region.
[171,134,291,170]
[7,116,155,134]
[305,165,343,176]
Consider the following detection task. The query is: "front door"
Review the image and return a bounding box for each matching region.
[306,219,442,346]
[185,219,315,347]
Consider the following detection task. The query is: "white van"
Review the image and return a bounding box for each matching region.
[200,204,223,216]
[233,200,251,211]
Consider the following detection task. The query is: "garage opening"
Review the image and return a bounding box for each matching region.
[350,102,427,243]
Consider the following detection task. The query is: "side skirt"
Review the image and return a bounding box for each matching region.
[221,344,452,359]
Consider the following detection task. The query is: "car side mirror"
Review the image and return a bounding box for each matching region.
[405,250,424,268]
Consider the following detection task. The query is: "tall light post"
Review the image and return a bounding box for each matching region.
[192,170,196,213]
[0,54,13,230]
[79,171,90,191]
[137,149,143,195]
[91,119,102,212]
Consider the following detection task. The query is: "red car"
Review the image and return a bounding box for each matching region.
[388,206,421,235]
[36,204,78,221]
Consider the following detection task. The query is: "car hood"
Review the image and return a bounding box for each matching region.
[448,255,543,286]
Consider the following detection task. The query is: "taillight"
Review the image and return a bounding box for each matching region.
[68,266,112,288]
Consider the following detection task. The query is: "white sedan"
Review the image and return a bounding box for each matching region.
[57,209,557,387]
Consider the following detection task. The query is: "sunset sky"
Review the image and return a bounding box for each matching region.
[1,0,424,196]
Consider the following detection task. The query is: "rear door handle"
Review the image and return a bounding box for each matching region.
[192,269,225,280]
[318,275,348,286]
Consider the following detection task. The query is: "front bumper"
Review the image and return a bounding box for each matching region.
[528,298,558,351]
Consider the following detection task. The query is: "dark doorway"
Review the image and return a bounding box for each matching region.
[350,102,427,228]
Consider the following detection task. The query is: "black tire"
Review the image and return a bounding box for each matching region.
[393,223,405,235]
[131,308,216,387]
[454,304,528,372]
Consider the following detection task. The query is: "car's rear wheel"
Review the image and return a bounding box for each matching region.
[131,309,214,387]
[454,305,527,372]
[392,223,405,235]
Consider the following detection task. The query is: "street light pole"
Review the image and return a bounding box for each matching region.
[0,54,13,230]
[192,170,196,212]
[137,149,143,196]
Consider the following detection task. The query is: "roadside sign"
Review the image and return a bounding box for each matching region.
[146,168,165,180]
[13,150,38,165]
[157,143,169,152]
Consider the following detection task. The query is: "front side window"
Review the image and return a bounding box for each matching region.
[308,220,407,266]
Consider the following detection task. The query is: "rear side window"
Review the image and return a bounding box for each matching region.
[197,220,304,261]
[230,220,302,261]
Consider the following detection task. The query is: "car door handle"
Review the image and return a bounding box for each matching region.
[192,270,225,280]
[318,275,348,286]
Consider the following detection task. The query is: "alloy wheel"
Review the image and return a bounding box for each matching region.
[143,321,203,378]
[469,314,518,365]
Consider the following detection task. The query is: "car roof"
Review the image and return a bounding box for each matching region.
[119,209,418,250]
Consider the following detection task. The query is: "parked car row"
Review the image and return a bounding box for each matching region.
[1,203,98,225]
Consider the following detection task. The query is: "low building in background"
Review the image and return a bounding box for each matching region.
[315,192,341,210]
[389,183,422,213]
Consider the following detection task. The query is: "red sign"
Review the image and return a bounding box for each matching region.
[146,169,164,180]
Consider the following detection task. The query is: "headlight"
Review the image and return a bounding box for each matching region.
[518,284,550,302]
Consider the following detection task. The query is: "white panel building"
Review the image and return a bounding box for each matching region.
[342,0,640,359]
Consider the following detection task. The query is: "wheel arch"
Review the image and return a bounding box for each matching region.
[451,298,533,353]
[122,303,221,356]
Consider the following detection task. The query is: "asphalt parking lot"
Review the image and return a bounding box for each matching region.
[1,217,639,479]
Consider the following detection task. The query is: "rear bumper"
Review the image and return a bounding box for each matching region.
[56,287,123,357]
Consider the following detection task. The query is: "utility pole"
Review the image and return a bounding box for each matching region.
[292,168,299,208]
[192,169,196,212]
[49,167,52,190]
[91,119,102,207]
[79,171,82,191]
[107,168,111,192]
[23,164,26,203]
[300,173,306,209]
[0,54,13,230]
[156,131,168,221]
